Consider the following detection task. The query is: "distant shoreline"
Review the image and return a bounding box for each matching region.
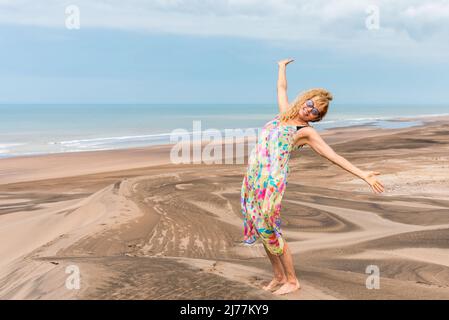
[1,113,448,185]
[1,112,447,160]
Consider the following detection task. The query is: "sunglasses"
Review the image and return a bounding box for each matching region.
[306,99,321,119]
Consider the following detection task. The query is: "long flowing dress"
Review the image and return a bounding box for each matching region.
[240,114,307,256]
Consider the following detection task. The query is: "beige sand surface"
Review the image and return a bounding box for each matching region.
[1,115,449,299]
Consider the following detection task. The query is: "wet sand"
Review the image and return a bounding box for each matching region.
[1,115,449,299]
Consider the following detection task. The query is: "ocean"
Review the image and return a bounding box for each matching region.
[1,103,447,158]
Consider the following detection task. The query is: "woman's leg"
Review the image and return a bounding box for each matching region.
[273,241,300,295]
[262,244,287,291]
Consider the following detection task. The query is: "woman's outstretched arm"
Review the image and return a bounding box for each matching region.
[301,127,385,194]
[277,58,294,113]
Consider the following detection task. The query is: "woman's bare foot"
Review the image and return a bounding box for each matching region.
[262,277,287,291]
[272,279,300,295]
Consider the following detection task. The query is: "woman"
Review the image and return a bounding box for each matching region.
[240,58,385,295]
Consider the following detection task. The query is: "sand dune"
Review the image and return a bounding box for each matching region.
[1,116,449,299]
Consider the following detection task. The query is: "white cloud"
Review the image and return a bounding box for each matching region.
[1,0,448,60]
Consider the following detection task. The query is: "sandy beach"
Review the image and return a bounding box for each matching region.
[1,115,449,300]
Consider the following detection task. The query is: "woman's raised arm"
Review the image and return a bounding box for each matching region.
[277,58,294,114]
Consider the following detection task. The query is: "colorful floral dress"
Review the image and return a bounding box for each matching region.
[240,114,307,256]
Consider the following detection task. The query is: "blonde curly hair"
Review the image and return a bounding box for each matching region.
[279,88,333,123]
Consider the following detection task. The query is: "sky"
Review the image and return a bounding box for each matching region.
[0,0,448,105]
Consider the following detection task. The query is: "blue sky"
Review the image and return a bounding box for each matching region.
[0,0,448,104]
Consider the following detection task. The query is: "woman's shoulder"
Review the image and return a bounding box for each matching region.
[294,125,317,138]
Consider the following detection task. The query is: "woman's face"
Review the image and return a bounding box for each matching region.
[299,97,323,122]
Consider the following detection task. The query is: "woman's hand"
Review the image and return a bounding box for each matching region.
[277,58,294,67]
[362,171,385,194]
